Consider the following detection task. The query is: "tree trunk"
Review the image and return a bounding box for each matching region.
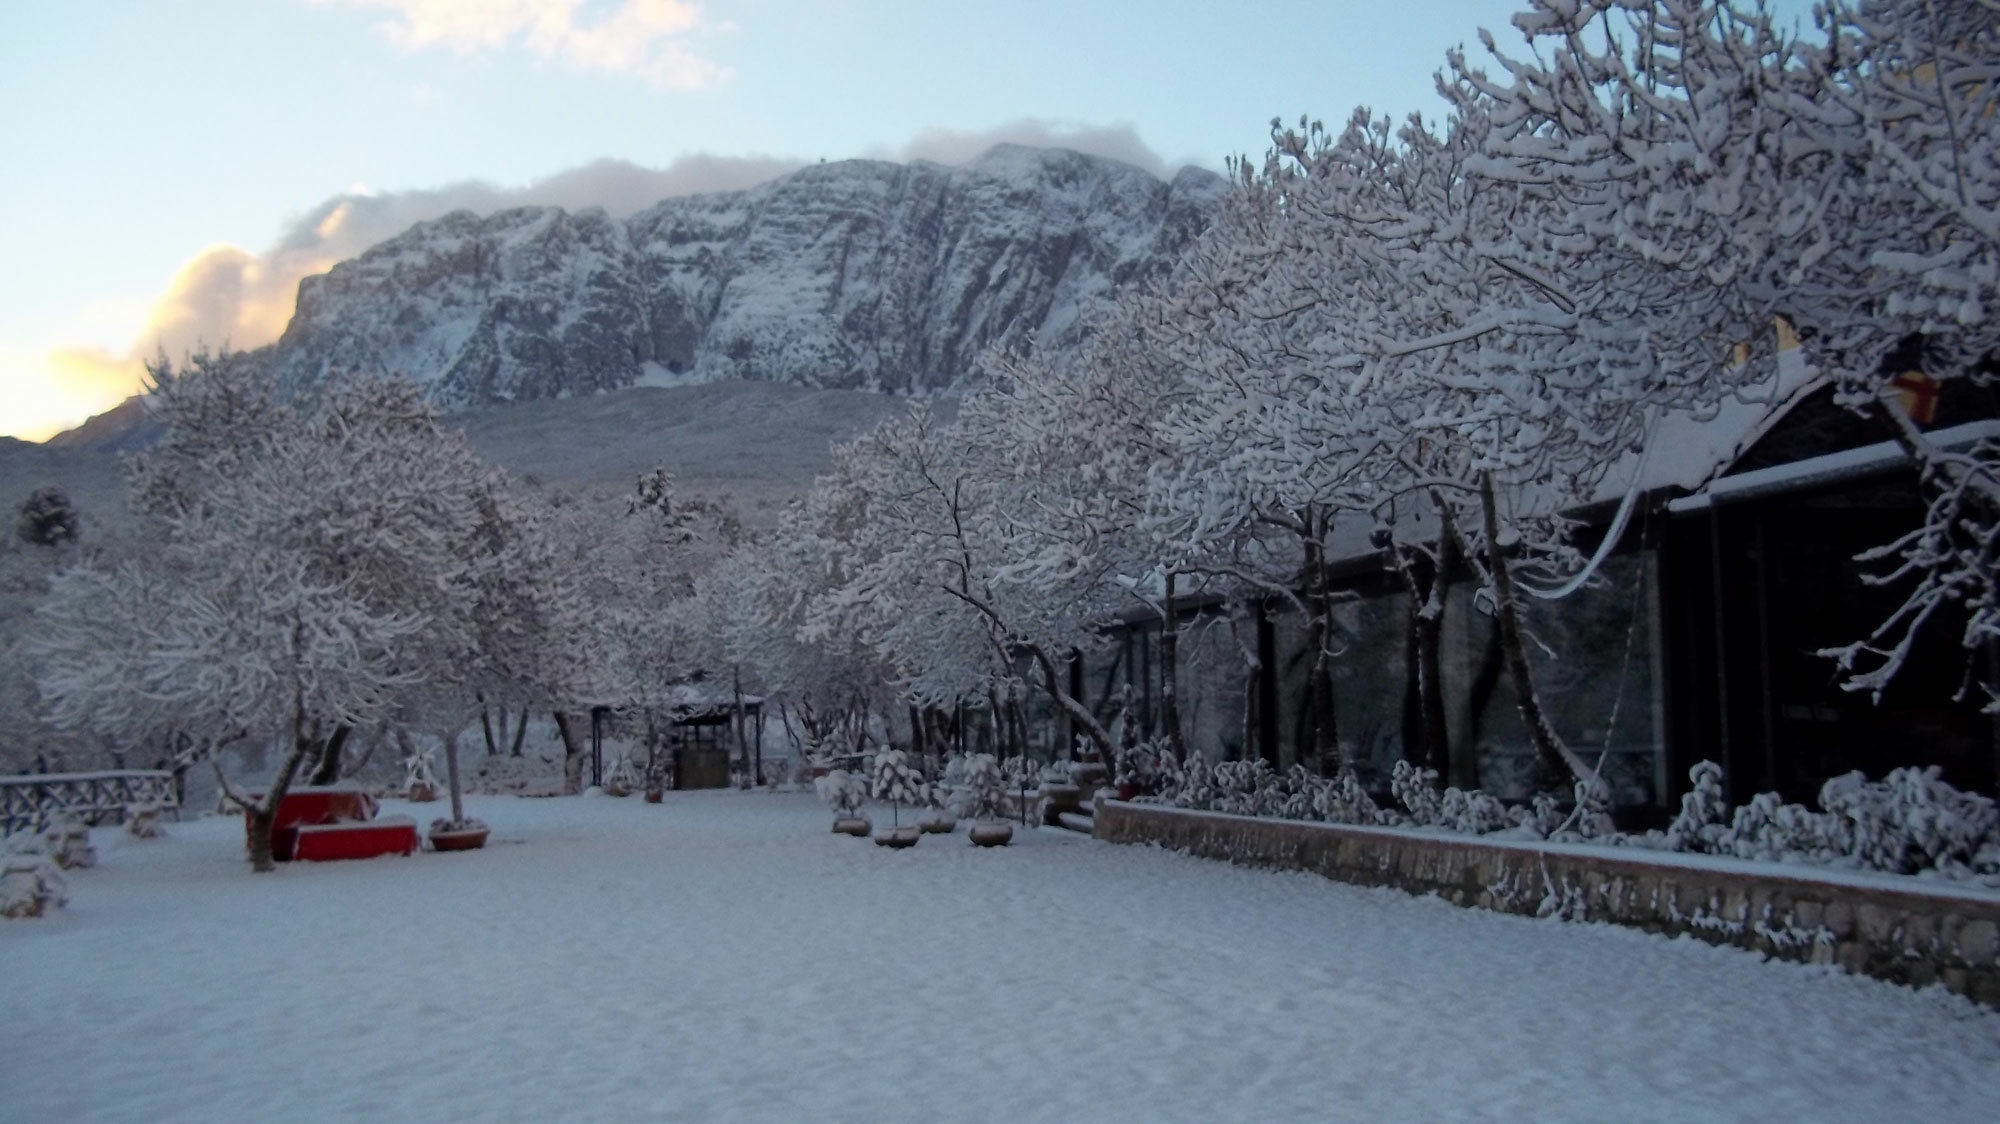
[733,665,751,788]
[908,704,927,770]
[554,711,587,795]
[478,699,499,756]
[1478,472,1592,792]
[1301,517,1342,776]
[307,724,352,786]
[1389,520,1456,786]
[1027,644,1113,760]
[246,700,318,873]
[509,710,528,757]
[444,729,467,825]
[1010,690,1034,760]
[1159,569,1189,763]
[347,724,386,775]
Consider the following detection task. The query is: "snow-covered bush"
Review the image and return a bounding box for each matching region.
[1558,775,1616,842]
[1819,767,1999,877]
[813,769,867,817]
[1113,739,1163,795]
[1317,770,1388,828]
[1000,756,1041,799]
[1664,761,1727,853]
[601,754,639,797]
[870,749,925,826]
[1436,786,1515,836]
[1391,761,1442,826]
[43,817,95,870]
[959,753,1010,822]
[1,847,67,919]
[123,802,166,840]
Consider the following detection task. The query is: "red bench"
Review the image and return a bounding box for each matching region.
[292,816,419,861]
[242,785,386,861]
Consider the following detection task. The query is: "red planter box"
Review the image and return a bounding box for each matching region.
[292,817,418,862]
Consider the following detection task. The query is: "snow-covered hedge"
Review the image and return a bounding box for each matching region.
[1136,754,2000,886]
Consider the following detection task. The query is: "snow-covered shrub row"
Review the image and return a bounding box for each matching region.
[1135,755,2000,885]
[813,751,1032,824]
[1640,763,2000,882]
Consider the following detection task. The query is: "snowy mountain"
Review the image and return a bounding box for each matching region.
[269,146,1225,405]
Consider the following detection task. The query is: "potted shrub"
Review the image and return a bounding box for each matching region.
[963,752,1014,847]
[815,769,871,836]
[429,729,489,852]
[429,816,490,851]
[871,749,924,848]
[916,763,957,834]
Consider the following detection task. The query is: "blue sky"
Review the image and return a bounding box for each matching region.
[0,0,1811,440]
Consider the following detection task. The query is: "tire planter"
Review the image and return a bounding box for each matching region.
[428,827,490,852]
[874,825,921,849]
[968,821,1014,848]
[832,816,872,837]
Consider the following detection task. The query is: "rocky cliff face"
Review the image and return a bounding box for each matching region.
[269,146,1224,406]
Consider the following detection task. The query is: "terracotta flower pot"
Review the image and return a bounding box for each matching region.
[429,827,489,852]
[874,825,920,849]
[832,815,872,836]
[644,789,664,803]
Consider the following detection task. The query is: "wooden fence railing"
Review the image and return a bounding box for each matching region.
[0,770,179,835]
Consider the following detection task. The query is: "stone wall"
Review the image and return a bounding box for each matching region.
[1094,800,2000,1008]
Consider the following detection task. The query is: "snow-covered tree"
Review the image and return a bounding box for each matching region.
[15,487,78,549]
[1452,0,2000,707]
[789,404,1117,758]
[29,353,544,868]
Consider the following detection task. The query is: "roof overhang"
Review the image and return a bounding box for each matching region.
[1666,417,2000,514]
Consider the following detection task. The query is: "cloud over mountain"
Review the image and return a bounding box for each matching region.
[35,123,1186,439]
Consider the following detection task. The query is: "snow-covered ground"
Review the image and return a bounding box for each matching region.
[5,791,1996,1123]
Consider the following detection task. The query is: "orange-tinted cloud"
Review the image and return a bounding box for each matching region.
[6,347,148,442]
[321,0,730,88]
[14,152,803,441]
